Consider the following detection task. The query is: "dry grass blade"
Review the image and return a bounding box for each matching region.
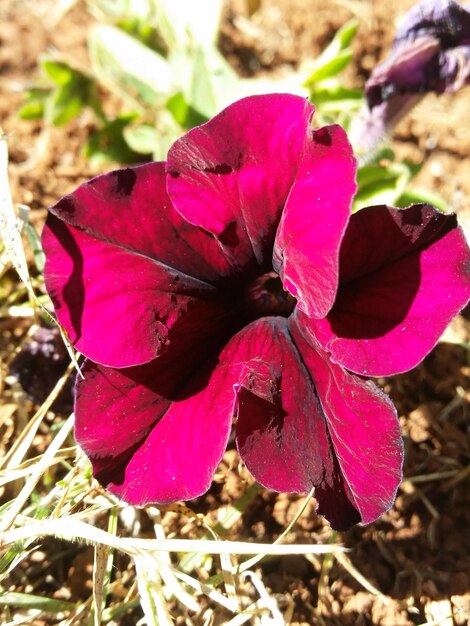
[134,554,174,626]
[0,516,347,556]
[147,507,200,612]
[0,448,75,487]
[92,543,108,626]
[243,570,285,623]
[441,464,470,490]
[4,617,42,626]
[0,362,75,472]
[169,568,238,613]
[0,414,74,532]
[179,482,261,574]
[0,132,81,379]
[205,523,240,612]
[223,608,254,626]
[334,552,390,603]
[128,537,348,556]
[208,488,319,587]
[405,470,461,484]
[236,487,316,575]
[90,510,118,626]
[0,133,32,291]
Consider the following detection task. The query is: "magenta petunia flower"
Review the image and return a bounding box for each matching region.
[42,94,470,530]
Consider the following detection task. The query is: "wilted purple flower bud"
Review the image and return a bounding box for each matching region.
[9,326,73,413]
[367,0,470,106]
[350,0,470,159]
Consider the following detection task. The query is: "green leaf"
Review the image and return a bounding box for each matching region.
[0,542,26,580]
[19,63,100,126]
[371,146,396,163]
[151,111,184,161]
[311,84,362,112]
[117,17,164,52]
[24,223,46,273]
[397,186,447,211]
[18,88,51,120]
[48,82,86,126]
[166,92,208,128]
[304,50,353,85]
[88,25,174,107]
[123,124,158,154]
[169,46,238,119]
[18,100,45,120]
[85,114,144,166]
[335,18,360,49]
[90,0,165,52]
[353,163,411,211]
[41,59,75,86]
[189,47,218,118]
[0,592,77,613]
[40,63,96,126]
[303,19,358,86]
[313,85,362,103]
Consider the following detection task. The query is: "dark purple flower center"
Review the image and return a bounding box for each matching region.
[242,271,296,319]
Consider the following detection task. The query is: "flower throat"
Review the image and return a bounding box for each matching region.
[243,271,296,320]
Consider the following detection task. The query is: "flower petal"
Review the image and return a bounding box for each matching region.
[76,337,235,504]
[273,124,357,318]
[290,313,403,526]
[166,94,319,269]
[43,214,230,367]
[233,317,361,530]
[306,204,470,376]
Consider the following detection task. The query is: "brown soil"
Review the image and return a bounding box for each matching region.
[1,0,469,624]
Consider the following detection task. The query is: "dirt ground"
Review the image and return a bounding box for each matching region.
[1,0,469,624]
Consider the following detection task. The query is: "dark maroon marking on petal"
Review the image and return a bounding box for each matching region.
[312,126,333,146]
[91,438,143,490]
[331,205,456,340]
[111,168,137,196]
[203,163,233,175]
[395,203,452,243]
[236,385,286,446]
[218,221,239,248]
[55,196,75,215]
[401,204,430,227]
[314,450,361,530]
[461,255,470,278]
[168,169,180,178]
[46,215,84,343]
